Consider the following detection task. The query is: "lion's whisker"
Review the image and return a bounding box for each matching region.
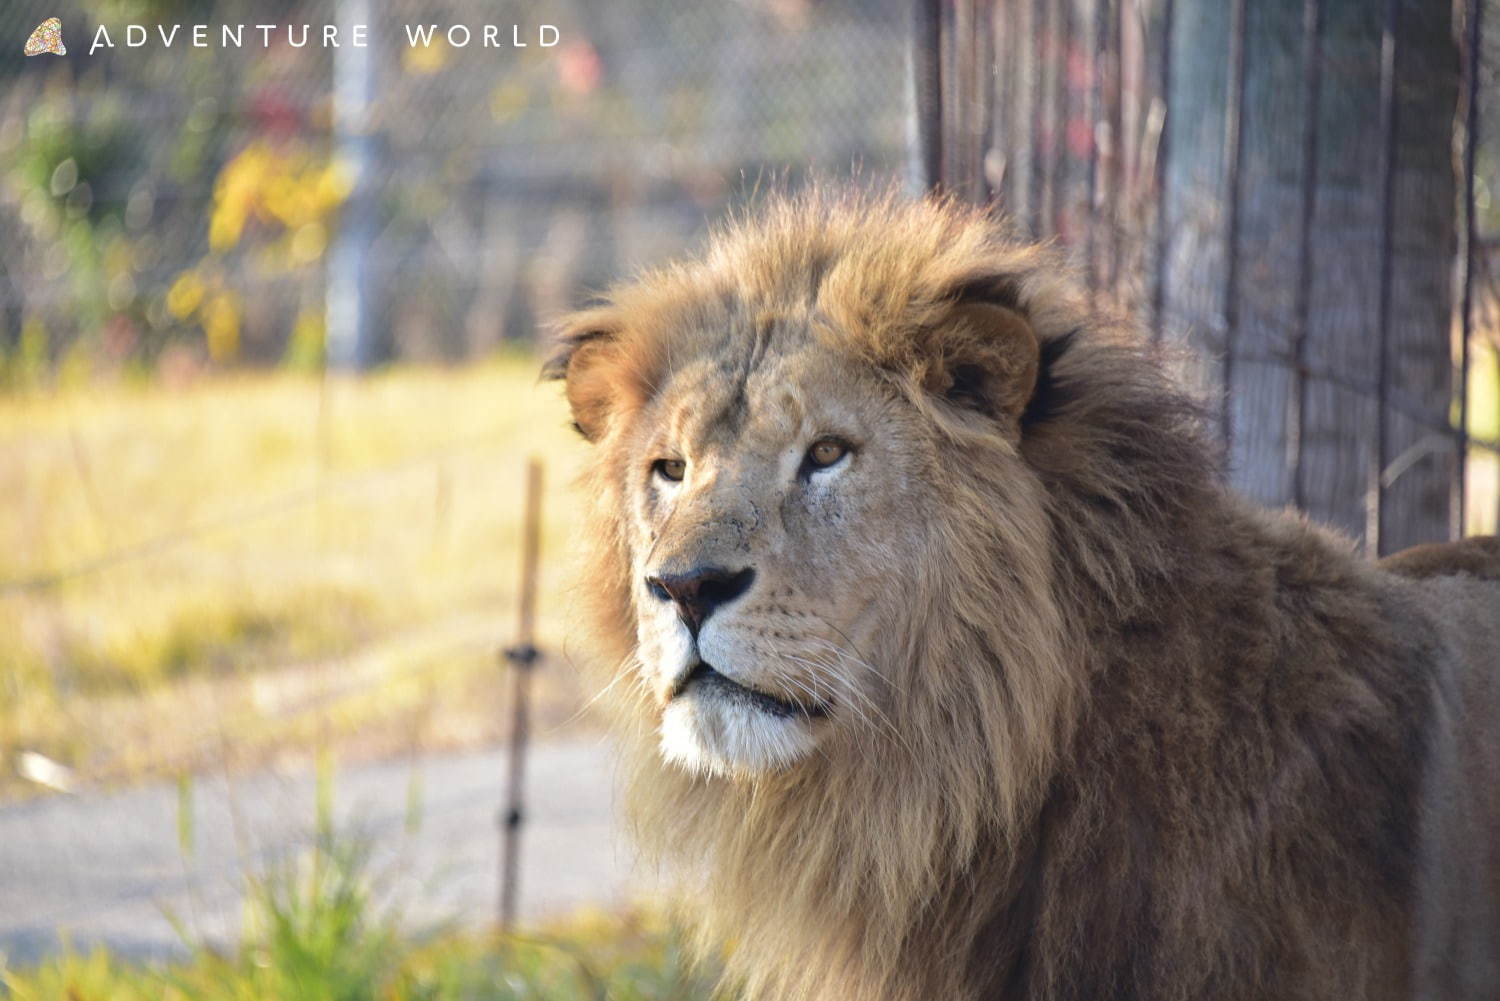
[813,622,890,687]
[547,654,639,734]
[806,634,891,685]
[804,638,905,709]
[778,651,913,758]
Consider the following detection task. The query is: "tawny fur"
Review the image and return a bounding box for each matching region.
[547,190,1500,1001]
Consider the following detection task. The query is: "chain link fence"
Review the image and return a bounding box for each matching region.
[0,0,910,372]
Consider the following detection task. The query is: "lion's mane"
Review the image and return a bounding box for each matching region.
[551,191,1500,1001]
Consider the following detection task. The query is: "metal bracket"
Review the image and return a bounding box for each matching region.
[502,643,541,670]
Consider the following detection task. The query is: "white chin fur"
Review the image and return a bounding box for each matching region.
[659,694,817,778]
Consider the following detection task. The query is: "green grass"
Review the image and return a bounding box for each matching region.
[0,355,599,793]
[2,913,715,1001]
[0,828,719,1001]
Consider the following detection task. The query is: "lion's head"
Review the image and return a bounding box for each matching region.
[547,191,1213,1000]
[548,193,1077,779]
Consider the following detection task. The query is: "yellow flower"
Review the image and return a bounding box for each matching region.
[313,162,354,212]
[202,292,241,362]
[166,270,206,320]
[290,222,327,264]
[210,144,273,249]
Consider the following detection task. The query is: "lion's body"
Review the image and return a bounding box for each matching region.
[991,508,1500,1000]
[549,192,1500,1000]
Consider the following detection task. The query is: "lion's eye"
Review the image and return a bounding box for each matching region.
[806,438,850,470]
[653,458,687,482]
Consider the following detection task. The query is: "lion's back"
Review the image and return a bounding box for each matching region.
[1380,536,1500,582]
[1390,553,1500,996]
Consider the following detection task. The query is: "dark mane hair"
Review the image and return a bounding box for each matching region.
[550,189,1468,1001]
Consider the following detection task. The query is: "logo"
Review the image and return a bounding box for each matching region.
[25,17,66,56]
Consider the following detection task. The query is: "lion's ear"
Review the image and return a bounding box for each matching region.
[920,300,1040,425]
[543,308,627,442]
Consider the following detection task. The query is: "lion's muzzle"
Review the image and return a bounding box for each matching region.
[645,564,756,636]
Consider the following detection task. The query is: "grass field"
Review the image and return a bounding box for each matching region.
[3,916,715,1001]
[1,346,1496,797]
[0,354,599,795]
[1,814,718,1001]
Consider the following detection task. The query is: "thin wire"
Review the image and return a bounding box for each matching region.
[1455,0,1483,538]
[1219,0,1250,450]
[1288,0,1325,511]
[1085,0,1109,303]
[1368,0,1401,556]
[0,429,519,594]
[1149,0,1176,339]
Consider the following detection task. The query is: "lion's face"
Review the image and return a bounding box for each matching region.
[550,197,1058,783]
[621,336,934,777]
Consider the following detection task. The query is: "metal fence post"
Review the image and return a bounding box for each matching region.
[499,458,544,930]
[326,0,378,371]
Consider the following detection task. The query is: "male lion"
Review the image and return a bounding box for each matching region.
[545,192,1500,1001]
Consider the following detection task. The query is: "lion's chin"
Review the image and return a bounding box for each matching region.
[659,692,819,778]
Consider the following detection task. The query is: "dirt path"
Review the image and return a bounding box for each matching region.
[0,739,640,965]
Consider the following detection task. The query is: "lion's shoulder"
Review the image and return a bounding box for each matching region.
[1379,536,1500,582]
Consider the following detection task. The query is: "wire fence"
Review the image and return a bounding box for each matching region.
[916,0,1500,553]
[1,0,911,371]
[0,0,913,793]
[0,3,912,941]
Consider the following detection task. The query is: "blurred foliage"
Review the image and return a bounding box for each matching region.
[3,86,347,371]
[0,0,908,375]
[1467,342,1500,443]
[0,816,719,1001]
[208,143,350,255]
[4,93,142,348]
[1,907,716,1001]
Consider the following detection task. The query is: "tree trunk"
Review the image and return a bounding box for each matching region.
[1161,0,1459,552]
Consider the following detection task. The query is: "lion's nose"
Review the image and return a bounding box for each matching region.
[645,565,756,636]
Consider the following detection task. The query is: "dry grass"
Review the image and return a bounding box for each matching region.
[0,354,601,795]
[0,344,1495,797]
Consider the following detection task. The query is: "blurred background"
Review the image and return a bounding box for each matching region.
[0,0,909,785]
[0,0,1497,997]
[0,0,909,991]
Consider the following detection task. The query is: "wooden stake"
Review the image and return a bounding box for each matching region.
[499,458,543,930]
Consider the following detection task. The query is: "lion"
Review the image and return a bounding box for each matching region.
[544,190,1500,1001]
